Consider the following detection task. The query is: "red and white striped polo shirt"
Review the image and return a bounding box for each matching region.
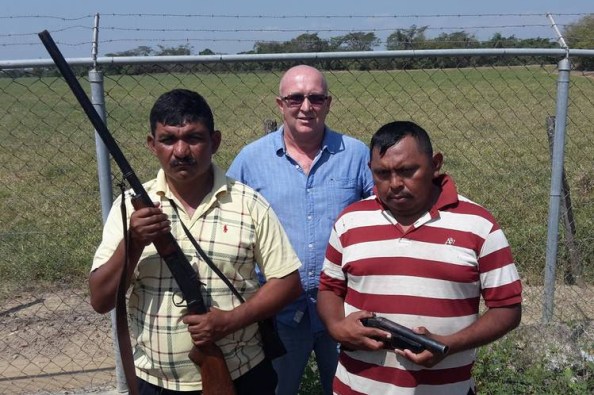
[320,174,522,395]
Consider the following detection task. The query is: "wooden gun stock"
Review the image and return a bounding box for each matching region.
[189,346,236,394]
[38,29,235,395]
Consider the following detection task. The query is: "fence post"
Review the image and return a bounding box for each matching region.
[89,13,127,393]
[89,74,113,219]
[542,57,571,323]
[546,116,582,286]
[89,68,127,393]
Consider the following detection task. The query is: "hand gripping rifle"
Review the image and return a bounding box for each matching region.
[38,30,236,395]
[361,315,449,355]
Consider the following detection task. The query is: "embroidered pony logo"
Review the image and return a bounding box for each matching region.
[445,237,456,245]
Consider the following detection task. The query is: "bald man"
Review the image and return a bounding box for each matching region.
[228,65,373,394]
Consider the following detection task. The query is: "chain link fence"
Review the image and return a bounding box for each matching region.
[1,49,593,394]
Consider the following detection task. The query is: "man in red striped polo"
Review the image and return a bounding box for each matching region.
[317,121,522,395]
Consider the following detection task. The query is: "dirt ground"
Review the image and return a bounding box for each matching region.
[1,284,594,395]
[0,287,117,395]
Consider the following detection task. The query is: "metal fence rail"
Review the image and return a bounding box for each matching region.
[0,49,593,394]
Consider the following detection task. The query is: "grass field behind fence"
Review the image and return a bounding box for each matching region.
[0,63,593,393]
[0,64,593,297]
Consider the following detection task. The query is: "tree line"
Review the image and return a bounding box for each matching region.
[96,15,592,73]
[3,16,592,78]
[94,29,562,76]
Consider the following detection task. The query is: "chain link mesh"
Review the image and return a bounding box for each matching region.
[1,54,593,393]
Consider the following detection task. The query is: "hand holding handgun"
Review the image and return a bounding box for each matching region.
[361,315,449,355]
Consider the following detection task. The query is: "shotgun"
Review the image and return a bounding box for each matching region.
[38,30,236,395]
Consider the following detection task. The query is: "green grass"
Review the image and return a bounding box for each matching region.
[0,64,593,297]
[474,323,594,394]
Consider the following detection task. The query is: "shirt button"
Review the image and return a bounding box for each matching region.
[308,243,313,248]
[307,215,312,220]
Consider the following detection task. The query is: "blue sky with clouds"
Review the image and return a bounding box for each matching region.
[2,0,592,60]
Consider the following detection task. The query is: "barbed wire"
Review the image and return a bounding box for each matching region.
[0,12,590,57]
[1,12,587,19]
[1,26,91,38]
[0,15,93,21]
[0,24,568,42]
[96,24,556,34]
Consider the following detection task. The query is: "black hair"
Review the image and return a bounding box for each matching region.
[370,121,433,158]
[149,89,214,135]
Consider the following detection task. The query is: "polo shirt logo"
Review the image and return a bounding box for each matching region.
[445,237,456,245]
[223,225,228,233]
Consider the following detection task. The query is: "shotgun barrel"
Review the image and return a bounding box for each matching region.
[38,30,236,395]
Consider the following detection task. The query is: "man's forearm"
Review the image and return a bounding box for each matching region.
[445,304,522,354]
[89,239,143,314]
[316,289,346,337]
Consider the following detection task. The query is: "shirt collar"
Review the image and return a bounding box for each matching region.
[154,164,229,212]
[373,173,459,224]
[432,174,458,211]
[274,125,339,155]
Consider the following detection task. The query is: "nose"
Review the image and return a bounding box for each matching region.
[300,97,313,111]
[389,173,404,190]
[173,140,190,157]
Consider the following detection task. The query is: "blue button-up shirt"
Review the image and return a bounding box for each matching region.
[227,126,373,332]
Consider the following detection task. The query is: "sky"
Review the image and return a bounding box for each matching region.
[1,0,593,61]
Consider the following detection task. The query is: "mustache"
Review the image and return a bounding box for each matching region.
[171,157,197,167]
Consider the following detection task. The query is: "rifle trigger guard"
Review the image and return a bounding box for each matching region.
[172,290,187,308]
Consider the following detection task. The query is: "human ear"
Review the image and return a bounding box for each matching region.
[147,134,157,155]
[211,130,222,154]
[432,153,444,176]
[275,96,285,114]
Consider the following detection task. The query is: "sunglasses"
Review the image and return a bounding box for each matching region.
[280,94,328,107]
